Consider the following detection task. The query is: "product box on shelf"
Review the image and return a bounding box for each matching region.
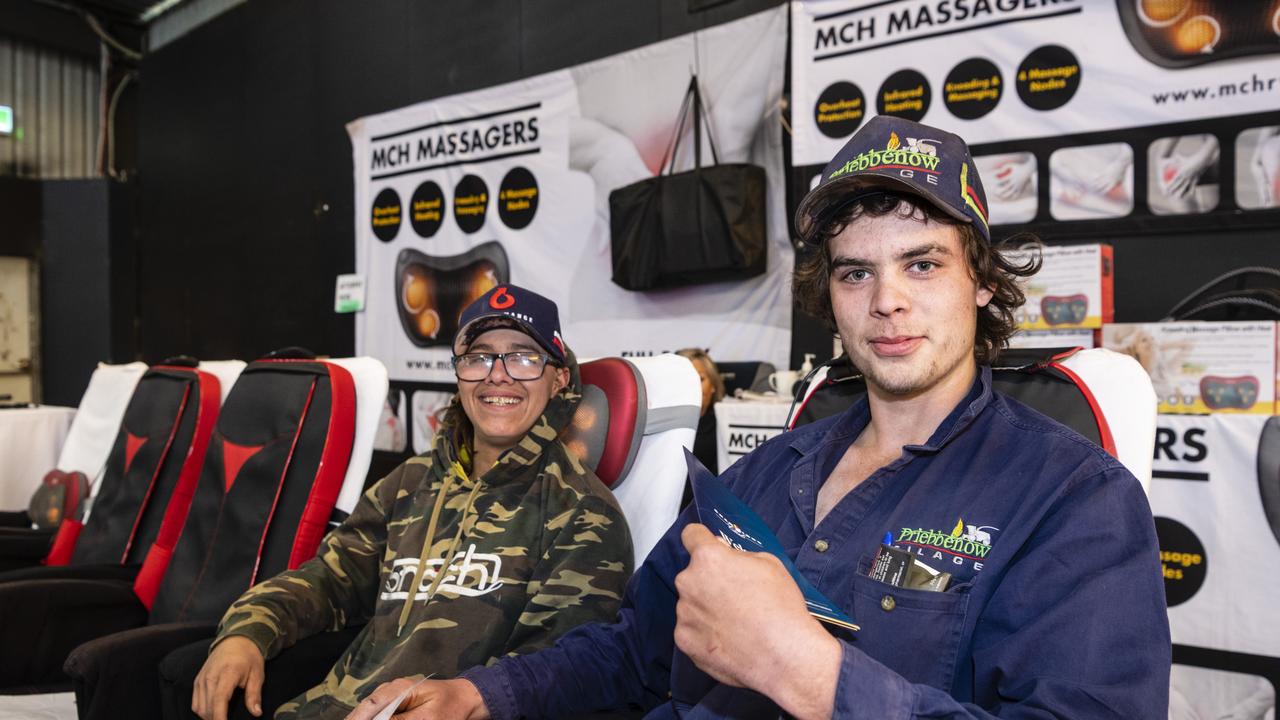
[1102,321,1277,414]
[1004,243,1114,331]
[1007,328,1096,350]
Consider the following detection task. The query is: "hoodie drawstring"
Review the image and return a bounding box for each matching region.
[396,460,485,637]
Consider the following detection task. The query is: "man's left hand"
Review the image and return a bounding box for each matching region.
[674,523,841,716]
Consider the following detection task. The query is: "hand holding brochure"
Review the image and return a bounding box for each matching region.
[370,677,430,720]
[686,449,858,632]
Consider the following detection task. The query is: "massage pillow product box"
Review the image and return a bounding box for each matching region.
[1102,321,1277,415]
[1003,243,1114,331]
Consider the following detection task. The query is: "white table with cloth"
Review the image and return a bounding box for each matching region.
[714,395,794,473]
[0,405,76,509]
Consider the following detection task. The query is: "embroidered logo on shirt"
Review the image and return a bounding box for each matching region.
[894,517,999,571]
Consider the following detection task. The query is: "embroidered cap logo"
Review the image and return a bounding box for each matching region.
[827,129,942,181]
[489,286,516,310]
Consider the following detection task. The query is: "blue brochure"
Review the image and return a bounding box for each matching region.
[686,449,859,632]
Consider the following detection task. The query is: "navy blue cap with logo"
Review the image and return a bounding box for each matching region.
[454,284,567,365]
[796,115,991,244]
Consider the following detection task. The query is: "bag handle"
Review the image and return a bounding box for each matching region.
[660,75,721,175]
[659,78,698,175]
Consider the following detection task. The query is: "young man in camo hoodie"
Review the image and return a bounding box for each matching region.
[191,284,634,720]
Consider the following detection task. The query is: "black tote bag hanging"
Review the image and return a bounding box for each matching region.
[608,76,767,291]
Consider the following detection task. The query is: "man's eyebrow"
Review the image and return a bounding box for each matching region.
[897,243,952,261]
[830,242,951,268]
[830,255,871,269]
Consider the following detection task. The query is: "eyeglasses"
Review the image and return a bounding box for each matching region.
[452,351,555,381]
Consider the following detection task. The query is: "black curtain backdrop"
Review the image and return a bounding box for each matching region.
[40,180,137,405]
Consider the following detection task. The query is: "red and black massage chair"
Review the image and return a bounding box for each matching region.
[0,361,221,580]
[0,353,356,714]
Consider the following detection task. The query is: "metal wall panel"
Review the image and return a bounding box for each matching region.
[0,37,100,179]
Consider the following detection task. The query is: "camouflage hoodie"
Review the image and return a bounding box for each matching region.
[214,353,634,719]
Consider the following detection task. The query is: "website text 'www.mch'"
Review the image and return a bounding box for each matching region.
[1152,73,1279,105]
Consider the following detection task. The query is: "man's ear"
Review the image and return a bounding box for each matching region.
[976,284,994,308]
[554,365,570,393]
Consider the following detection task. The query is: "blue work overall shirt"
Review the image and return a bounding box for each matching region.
[463,366,1171,719]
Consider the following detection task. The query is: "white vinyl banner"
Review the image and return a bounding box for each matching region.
[1148,414,1280,718]
[350,8,789,383]
[791,0,1280,165]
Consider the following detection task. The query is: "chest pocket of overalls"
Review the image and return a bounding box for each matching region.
[846,570,971,691]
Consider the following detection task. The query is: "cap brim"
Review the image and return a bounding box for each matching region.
[796,173,973,244]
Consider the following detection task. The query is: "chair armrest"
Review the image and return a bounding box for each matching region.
[66,621,219,720]
[0,578,147,691]
[159,623,367,719]
[0,562,140,584]
[0,510,32,528]
[0,526,57,573]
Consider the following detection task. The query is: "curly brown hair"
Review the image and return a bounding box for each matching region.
[792,192,1041,365]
